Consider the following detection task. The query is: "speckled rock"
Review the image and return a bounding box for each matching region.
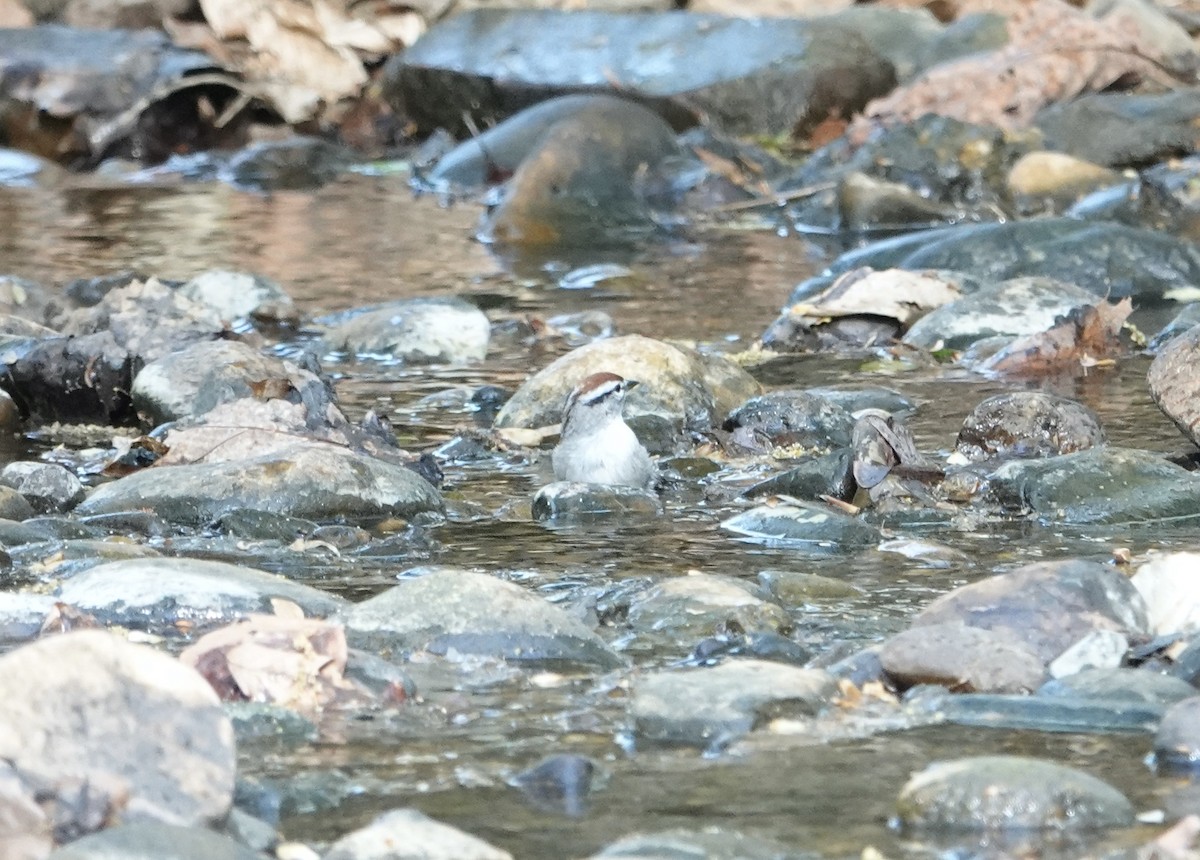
[954,392,1105,462]
[177,269,298,325]
[723,390,855,452]
[0,461,85,513]
[321,297,490,363]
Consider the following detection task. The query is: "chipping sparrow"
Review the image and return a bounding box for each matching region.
[552,372,656,489]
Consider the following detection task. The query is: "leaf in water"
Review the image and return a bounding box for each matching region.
[980,298,1132,377]
[789,268,961,329]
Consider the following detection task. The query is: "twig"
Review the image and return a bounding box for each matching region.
[708,181,835,214]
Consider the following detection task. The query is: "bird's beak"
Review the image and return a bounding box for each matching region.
[625,379,641,391]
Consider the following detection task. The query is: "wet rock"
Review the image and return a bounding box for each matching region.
[1131,552,1200,636]
[62,0,194,30]
[76,442,443,525]
[986,446,1200,524]
[838,171,963,230]
[626,574,791,643]
[1149,323,1200,448]
[803,384,916,415]
[880,623,1046,693]
[389,9,894,137]
[0,148,61,188]
[1154,696,1200,771]
[0,462,85,513]
[225,702,317,745]
[48,821,263,859]
[1150,303,1200,352]
[55,558,347,634]
[4,331,136,425]
[495,334,760,451]
[756,569,862,604]
[631,659,836,748]
[342,567,624,669]
[132,340,334,425]
[912,559,1148,664]
[589,827,801,860]
[56,277,226,365]
[0,486,35,521]
[531,481,662,522]
[789,218,1200,307]
[177,270,298,325]
[321,298,490,363]
[0,593,56,645]
[902,277,1100,351]
[480,98,680,246]
[0,26,220,164]
[909,687,1165,734]
[221,136,354,191]
[743,449,855,503]
[0,631,235,826]
[721,500,880,548]
[896,755,1134,831]
[954,392,1106,462]
[1036,90,1200,168]
[1040,667,1197,704]
[1006,151,1122,212]
[724,391,854,452]
[325,807,511,860]
[508,754,597,818]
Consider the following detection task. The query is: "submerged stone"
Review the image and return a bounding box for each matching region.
[626,574,791,644]
[896,755,1134,831]
[954,391,1106,462]
[389,9,893,136]
[221,136,354,191]
[631,658,836,748]
[532,481,662,522]
[721,500,880,548]
[986,446,1200,524]
[909,688,1164,734]
[589,827,805,860]
[743,448,856,503]
[342,567,624,670]
[76,443,444,525]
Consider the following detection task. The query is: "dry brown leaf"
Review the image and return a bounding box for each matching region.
[691,147,772,197]
[180,614,362,714]
[850,0,1175,138]
[980,297,1133,376]
[788,267,962,327]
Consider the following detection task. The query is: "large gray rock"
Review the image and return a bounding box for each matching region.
[324,808,511,860]
[177,270,297,325]
[56,558,347,634]
[495,335,760,451]
[387,9,894,136]
[986,446,1200,525]
[76,443,443,525]
[0,631,235,826]
[342,567,624,670]
[1149,322,1200,449]
[881,623,1046,693]
[0,461,85,513]
[631,659,837,748]
[896,756,1134,831]
[132,340,333,424]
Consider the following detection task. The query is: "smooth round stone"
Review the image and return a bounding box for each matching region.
[1039,667,1198,705]
[0,461,85,513]
[0,631,235,826]
[744,448,855,503]
[1155,696,1200,771]
[721,500,880,548]
[0,486,34,521]
[342,567,624,670]
[626,574,790,642]
[756,569,862,603]
[55,557,348,634]
[631,659,837,748]
[494,334,760,449]
[325,807,512,860]
[321,297,490,363]
[47,822,262,860]
[1007,151,1121,206]
[177,269,298,324]
[955,391,1105,462]
[896,756,1134,831]
[532,481,661,522]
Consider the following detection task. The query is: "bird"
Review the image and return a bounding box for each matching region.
[551,371,656,489]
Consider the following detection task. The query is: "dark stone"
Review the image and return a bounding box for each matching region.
[532,481,662,522]
[955,392,1106,462]
[723,390,855,451]
[1036,90,1200,168]
[1039,667,1197,705]
[386,9,894,137]
[221,136,354,191]
[4,331,136,425]
[908,688,1165,734]
[744,448,855,502]
[1155,696,1200,771]
[509,754,597,817]
[0,461,85,513]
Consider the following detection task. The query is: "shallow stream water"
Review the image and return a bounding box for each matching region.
[2,172,1198,857]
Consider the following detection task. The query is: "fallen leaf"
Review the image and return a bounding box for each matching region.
[979,297,1133,377]
[788,268,961,329]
